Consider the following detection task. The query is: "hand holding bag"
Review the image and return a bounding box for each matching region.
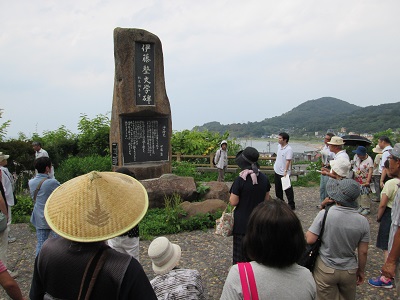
[215,205,235,237]
[298,209,329,271]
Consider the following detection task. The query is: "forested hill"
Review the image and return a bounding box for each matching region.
[194,97,400,137]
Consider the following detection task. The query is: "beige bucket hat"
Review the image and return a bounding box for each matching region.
[327,136,345,146]
[0,152,9,162]
[330,158,351,178]
[372,146,383,154]
[148,236,182,275]
[44,171,148,243]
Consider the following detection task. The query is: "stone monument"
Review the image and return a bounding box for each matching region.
[110,28,172,179]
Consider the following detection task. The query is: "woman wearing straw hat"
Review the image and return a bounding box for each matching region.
[29,171,157,300]
[148,236,206,299]
[230,147,270,264]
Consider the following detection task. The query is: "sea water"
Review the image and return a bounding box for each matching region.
[238,139,320,154]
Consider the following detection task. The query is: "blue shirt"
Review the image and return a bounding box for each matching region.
[29,173,60,229]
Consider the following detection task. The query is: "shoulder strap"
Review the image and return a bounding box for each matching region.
[78,246,108,300]
[238,263,251,300]
[318,209,329,241]
[238,263,259,300]
[33,178,48,203]
[244,263,258,300]
[2,170,15,192]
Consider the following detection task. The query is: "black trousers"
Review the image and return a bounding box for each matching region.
[274,172,295,208]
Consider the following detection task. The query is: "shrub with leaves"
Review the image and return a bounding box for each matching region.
[12,194,34,223]
[55,155,111,183]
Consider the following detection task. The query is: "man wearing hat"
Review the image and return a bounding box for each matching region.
[307,179,370,299]
[327,136,349,161]
[352,146,373,215]
[273,132,295,210]
[29,171,157,299]
[381,143,400,294]
[214,140,228,182]
[322,136,350,178]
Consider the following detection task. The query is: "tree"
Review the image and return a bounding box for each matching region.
[32,126,78,168]
[0,109,11,142]
[77,113,110,156]
[171,129,240,156]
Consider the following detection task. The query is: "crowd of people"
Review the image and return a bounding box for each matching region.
[1,136,400,299]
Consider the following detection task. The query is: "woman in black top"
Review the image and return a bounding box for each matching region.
[230,147,271,264]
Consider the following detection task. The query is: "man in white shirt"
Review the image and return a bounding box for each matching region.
[0,153,16,244]
[273,132,295,210]
[32,142,54,178]
[321,136,350,179]
[319,133,335,203]
[32,141,49,159]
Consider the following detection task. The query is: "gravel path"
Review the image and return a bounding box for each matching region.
[3,186,398,299]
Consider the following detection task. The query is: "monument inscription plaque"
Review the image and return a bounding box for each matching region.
[121,116,169,163]
[135,42,155,106]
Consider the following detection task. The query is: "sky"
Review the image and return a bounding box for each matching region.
[1,0,399,138]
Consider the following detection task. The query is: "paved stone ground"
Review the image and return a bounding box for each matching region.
[2,186,399,299]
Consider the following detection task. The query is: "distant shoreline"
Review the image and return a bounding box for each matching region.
[237,138,322,153]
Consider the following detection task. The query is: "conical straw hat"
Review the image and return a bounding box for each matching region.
[45,171,148,243]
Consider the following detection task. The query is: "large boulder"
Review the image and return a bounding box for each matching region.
[141,174,197,208]
[202,181,230,202]
[180,199,227,218]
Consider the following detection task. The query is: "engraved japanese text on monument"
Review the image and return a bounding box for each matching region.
[122,117,169,163]
[112,143,118,166]
[135,42,155,106]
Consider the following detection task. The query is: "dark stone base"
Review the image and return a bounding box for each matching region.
[112,162,171,180]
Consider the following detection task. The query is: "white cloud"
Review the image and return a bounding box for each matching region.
[1,0,399,137]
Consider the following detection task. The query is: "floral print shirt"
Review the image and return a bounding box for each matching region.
[352,154,373,185]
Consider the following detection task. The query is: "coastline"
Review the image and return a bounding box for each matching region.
[237,138,322,153]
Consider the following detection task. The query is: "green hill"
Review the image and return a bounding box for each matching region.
[194,97,400,137]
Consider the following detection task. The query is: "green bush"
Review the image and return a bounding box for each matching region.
[12,194,34,223]
[55,155,112,183]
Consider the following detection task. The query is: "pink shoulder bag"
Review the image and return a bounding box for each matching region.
[238,262,259,300]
